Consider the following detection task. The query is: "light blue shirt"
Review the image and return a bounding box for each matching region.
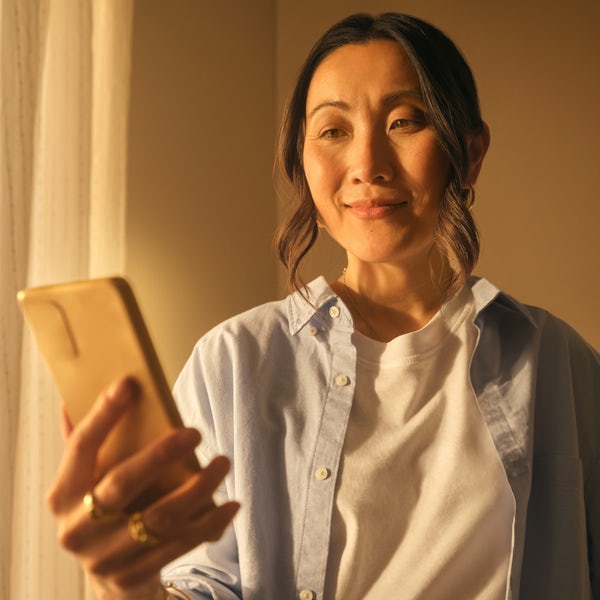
[163,276,600,599]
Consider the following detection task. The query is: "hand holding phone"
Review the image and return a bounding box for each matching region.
[17,277,200,511]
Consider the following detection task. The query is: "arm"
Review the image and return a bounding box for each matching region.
[160,344,243,599]
[160,481,242,599]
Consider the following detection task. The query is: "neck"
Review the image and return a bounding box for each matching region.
[333,258,451,342]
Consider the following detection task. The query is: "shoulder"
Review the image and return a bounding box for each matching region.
[173,277,340,447]
[469,276,600,431]
[470,276,598,355]
[469,278,600,412]
[204,298,288,341]
[189,299,289,375]
[192,275,337,359]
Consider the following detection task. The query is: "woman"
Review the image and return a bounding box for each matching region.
[48,13,599,600]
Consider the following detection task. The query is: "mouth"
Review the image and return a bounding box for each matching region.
[344,199,408,220]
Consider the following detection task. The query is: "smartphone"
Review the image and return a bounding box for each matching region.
[17,276,200,511]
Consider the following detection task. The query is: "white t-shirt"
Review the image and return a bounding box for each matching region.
[324,286,515,599]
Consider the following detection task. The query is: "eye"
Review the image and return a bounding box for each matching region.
[319,128,344,140]
[390,118,420,131]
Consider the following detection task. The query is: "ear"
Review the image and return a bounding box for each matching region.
[464,122,491,188]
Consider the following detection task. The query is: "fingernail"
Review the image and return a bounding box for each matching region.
[106,377,139,404]
[178,427,201,448]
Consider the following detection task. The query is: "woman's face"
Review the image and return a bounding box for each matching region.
[302,39,451,269]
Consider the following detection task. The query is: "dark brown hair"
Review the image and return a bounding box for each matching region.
[275,13,484,295]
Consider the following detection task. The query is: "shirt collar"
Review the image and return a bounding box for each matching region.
[286,276,341,335]
[469,276,538,328]
[286,275,538,336]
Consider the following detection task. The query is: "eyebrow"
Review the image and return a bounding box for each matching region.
[306,89,423,120]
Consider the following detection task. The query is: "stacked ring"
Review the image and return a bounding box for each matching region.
[82,491,121,523]
[128,511,160,546]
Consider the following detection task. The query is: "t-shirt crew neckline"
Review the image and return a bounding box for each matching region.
[351,285,473,367]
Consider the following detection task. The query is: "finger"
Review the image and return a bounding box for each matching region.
[145,455,231,529]
[60,402,74,439]
[94,502,240,590]
[73,377,139,457]
[93,427,201,512]
[47,377,139,512]
[57,505,126,559]
[87,455,232,571]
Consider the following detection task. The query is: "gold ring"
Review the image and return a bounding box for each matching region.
[128,511,159,546]
[82,491,120,523]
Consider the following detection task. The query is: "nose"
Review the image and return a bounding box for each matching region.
[348,129,395,184]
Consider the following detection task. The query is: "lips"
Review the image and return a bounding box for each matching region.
[344,199,407,220]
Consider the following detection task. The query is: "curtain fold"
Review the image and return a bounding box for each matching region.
[1,0,133,597]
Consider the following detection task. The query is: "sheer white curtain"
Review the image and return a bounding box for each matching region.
[0,0,133,597]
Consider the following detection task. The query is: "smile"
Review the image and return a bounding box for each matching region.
[344,199,408,220]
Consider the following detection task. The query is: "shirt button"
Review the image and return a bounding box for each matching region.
[299,590,314,600]
[315,467,330,481]
[307,325,318,336]
[335,374,349,387]
[328,305,341,318]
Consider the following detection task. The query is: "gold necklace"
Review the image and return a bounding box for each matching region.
[342,267,381,341]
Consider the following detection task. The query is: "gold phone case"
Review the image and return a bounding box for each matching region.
[17,277,200,510]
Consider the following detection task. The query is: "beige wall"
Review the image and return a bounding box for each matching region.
[126,1,599,383]
[126,0,277,383]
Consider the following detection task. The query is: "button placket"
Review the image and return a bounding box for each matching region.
[315,467,330,481]
[335,374,349,387]
[295,308,355,599]
[328,305,341,319]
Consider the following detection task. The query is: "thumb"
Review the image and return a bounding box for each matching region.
[60,402,74,439]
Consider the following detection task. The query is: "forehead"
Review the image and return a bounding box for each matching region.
[306,39,420,107]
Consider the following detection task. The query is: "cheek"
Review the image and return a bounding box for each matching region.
[303,150,336,200]
[302,150,317,193]
[412,148,451,198]
[427,145,452,187]
[304,156,327,205]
